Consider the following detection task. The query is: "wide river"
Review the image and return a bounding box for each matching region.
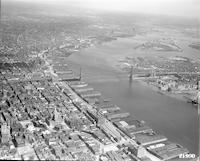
[66,37,199,155]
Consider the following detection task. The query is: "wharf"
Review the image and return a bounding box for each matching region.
[99,106,121,113]
[70,83,88,88]
[73,87,94,93]
[81,91,102,98]
[106,112,130,120]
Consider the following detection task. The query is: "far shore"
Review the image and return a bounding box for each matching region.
[137,79,197,105]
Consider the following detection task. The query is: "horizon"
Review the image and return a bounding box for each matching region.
[3,0,200,19]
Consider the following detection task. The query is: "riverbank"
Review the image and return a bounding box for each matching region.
[137,80,195,103]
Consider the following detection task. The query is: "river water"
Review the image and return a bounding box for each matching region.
[66,37,199,155]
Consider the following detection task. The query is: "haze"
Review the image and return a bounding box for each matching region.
[6,0,200,18]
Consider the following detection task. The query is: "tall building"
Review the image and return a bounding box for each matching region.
[1,123,11,144]
[98,117,121,141]
[137,146,146,158]
[53,108,62,124]
[0,87,7,104]
[198,81,200,90]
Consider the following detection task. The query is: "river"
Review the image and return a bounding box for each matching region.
[66,37,199,155]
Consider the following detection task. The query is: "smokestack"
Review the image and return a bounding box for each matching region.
[130,65,133,80]
[0,0,1,26]
[79,67,82,80]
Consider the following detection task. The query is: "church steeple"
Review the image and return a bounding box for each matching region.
[53,107,62,124]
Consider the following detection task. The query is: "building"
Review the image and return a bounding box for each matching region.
[53,108,63,124]
[197,81,200,90]
[1,123,10,144]
[98,117,121,141]
[145,141,189,161]
[134,131,167,146]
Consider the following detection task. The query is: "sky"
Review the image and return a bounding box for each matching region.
[5,0,200,18]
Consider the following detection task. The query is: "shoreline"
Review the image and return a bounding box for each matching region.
[137,79,196,104]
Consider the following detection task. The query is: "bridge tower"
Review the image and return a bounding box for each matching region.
[129,65,133,81]
[79,67,82,80]
[151,69,155,77]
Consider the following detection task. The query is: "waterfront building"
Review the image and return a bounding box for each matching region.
[98,117,121,141]
[134,131,167,146]
[145,141,189,161]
